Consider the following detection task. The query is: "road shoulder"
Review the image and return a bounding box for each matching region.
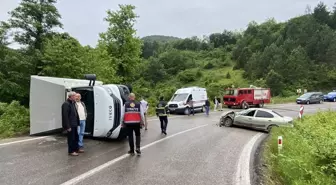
[251,133,268,185]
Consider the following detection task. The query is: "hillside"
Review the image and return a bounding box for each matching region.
[1,1,336,138]
[142,35,181,42]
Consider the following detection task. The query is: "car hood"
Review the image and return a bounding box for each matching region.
[220,110,235,117]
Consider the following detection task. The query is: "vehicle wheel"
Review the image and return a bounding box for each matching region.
[184,108,191,115]
[201,106,205,113]
[319,100,323,104]
[258,101,264,108]
[227,106,232,109]
[241,101,249,109]
[266,125,278,133]
[334,98,336,102]
[306,101,310,105]
[223,117,233,127]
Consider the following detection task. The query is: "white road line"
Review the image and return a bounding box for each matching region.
[234,133,264,185]
[0,136,51,147]
[60,124,209,185]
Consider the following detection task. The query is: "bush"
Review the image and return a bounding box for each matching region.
[264,111,336,185]
[0,101,30,138]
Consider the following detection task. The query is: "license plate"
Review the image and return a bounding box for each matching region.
[170,108,176,111]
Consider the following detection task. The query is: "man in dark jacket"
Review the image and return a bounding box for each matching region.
[156,96,169,135]
[205,98,210,116]
[62,91,80,156]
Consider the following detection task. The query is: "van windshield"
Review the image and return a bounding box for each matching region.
[224,89,238,96]
[171,93,189,102]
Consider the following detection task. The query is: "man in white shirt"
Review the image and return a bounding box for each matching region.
[75,93,87,152]
[140,98,149,130]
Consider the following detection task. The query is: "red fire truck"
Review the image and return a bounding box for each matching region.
[223,87,271,109]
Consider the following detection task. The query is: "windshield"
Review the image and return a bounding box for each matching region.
[328,92,336,95]
[272,110,283,117]
[171,93,189,102]
[299,93,312,99]
[224,89,238,96]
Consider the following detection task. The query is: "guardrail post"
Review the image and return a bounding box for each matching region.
[278,136,283,153]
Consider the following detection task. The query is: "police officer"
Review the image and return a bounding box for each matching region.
[121,93,144,156]
[156,96,169,135]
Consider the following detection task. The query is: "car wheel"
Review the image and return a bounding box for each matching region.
[266,125,274,133]
[334,98,336,102]
[201,106,204,113]
[184,108,190,115]
[306,101,310,105]
[223,117,233,127]
[319,100,323,104]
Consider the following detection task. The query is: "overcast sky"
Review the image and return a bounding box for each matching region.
[0,0,335,47]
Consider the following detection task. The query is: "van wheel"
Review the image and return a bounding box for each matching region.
[184,108,191,115]
[201,106,205,112]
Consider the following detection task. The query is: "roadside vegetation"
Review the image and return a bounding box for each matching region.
[0,1,336,138]
[263,111,336,185]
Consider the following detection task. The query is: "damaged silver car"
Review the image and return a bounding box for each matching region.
[219,108,293,132]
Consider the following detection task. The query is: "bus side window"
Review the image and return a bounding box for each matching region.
[239,90,243,95]
[248,90,252,94]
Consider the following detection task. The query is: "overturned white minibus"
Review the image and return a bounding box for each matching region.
[29,75,131,139]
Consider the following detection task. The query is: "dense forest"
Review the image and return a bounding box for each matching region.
[0,0,336,137]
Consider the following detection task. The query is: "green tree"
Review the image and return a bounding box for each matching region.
[6,0,63,74]
[40,33,84,78]
[99,4,143,83]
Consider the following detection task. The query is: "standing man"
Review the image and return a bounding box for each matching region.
[213,96,218,111]
[75,93,87,153]
[187,95,194,116]
[62,91,80,156]
[121,93,144,156]
[156,96,169,135]
[140,97,149,130]
[205,98,210,116]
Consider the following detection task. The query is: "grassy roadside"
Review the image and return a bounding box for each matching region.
[271,95,298,104]
[263,111,336,185]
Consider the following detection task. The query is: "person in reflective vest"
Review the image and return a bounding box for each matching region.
[121,93,144,156]
[156,96,169,135]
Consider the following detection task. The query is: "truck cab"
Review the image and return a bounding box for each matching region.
[29,75,130,139]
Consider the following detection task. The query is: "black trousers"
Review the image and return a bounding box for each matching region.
[126,124,141,151]
[159,116,168,131]
[67,126,79,153]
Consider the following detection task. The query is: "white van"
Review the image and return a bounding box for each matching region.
[168,87,207,115]
[29,75,130,140]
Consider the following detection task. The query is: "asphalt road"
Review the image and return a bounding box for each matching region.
[0,102,335,185]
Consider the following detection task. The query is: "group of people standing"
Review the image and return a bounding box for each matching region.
[61,91,169,157]
[61,91,221,156]
[61,91,87,156]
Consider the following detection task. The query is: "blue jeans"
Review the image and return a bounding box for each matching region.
[205,106,210,115]
[78,120,86,148]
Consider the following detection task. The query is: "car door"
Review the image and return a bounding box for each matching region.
[253,110,275,129]
[312,94,319,103]
[235,110,256,127]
